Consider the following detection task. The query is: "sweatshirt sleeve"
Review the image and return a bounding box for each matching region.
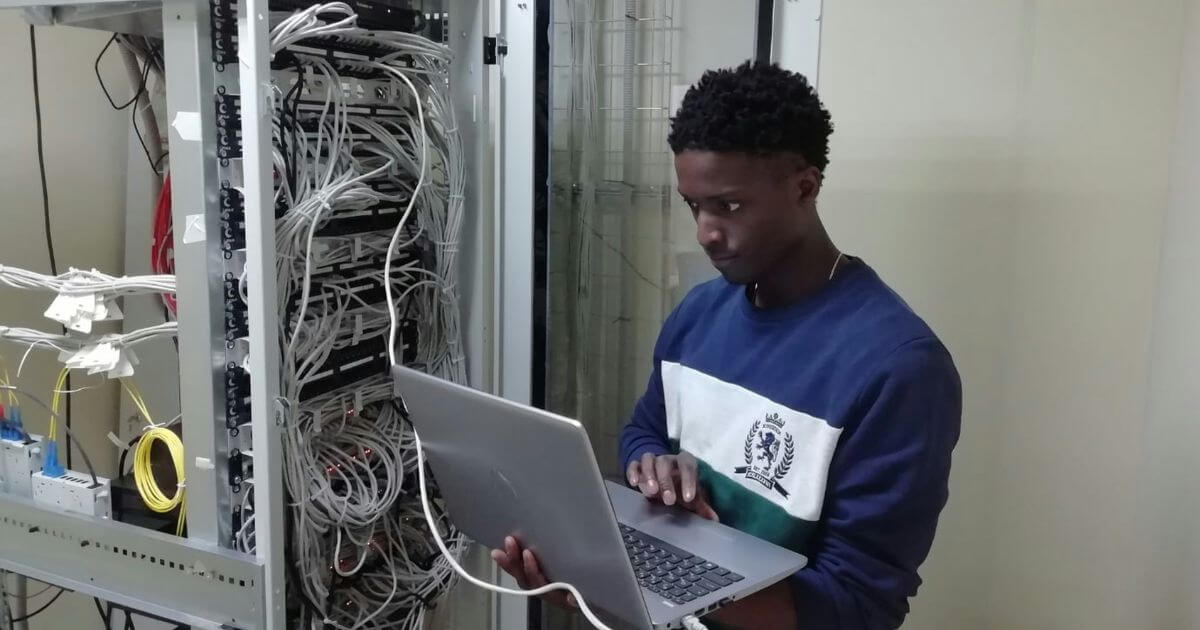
[790,338,962,630]
[618,307,684,473]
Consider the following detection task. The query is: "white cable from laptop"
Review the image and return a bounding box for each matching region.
[411,421,709,630]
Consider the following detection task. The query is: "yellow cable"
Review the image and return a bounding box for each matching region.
[122,379,187,536]
[49,367,69,441]
[120,378,153,425]
[133,426,187,536]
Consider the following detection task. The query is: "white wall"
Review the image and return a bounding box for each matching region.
[819,1,1187,628]
[1140,1,1200,627]
[0,13,132,628]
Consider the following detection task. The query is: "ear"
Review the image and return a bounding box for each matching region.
[796,166,822,203]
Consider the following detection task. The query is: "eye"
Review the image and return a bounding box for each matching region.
[721,201,742,213]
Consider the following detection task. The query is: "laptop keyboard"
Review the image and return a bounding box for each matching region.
[619,524,744,606]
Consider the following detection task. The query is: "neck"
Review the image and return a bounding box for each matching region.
[752,231,841,309]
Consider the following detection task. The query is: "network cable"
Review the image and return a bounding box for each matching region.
[245,5,469,626]
[29,22,75,474]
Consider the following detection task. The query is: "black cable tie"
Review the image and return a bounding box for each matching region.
[405,587,437,610]
[391,397,411,424]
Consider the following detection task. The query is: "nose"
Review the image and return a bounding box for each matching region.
[696,211,725,251]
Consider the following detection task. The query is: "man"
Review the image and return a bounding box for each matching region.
[495,62,962,630]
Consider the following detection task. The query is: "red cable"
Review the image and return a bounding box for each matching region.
[152,174,176,313]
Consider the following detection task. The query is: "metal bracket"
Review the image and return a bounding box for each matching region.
[483,35,507,65]
[21,6,54,24]
[0,493,264,629]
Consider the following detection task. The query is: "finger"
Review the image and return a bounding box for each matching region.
[697,499,720,523]
[626,459,641,487]
[677,453,698,504]
[491,546,515,569]
[655,456,677,506]
[639,452,658,496]
[491,549,522,582]
[692,487,720,522]
[504,537,530,587]
[522,549,549,587]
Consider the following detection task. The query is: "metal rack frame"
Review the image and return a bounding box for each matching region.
[0,0,526,627]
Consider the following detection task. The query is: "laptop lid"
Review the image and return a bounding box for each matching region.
[393,366,654,630]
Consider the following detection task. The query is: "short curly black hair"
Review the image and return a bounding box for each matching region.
[667,62,833,171]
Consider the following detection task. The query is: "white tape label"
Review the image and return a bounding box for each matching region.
[172,111,202,141]
[183,214,206,244]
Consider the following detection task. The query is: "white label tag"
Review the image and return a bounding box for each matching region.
[43,293,76,324]
[107,354,136,378]
[172,111,202,141]
[96,296,124,322]
[183,214,206,244]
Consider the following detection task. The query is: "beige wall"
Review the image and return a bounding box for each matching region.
[820,1,1186,628]
[1140,1,1200,627]
[0,13,130,628]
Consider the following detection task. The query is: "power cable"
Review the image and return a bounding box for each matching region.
[7,588,65,625]
[94,597,111,629]
[28,24,73,470]
[94,34,141,110]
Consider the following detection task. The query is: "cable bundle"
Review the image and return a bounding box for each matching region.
[152,175,176,313]
[0,264,176,333]
[230,6,468,627]
[0,322,177,353]
[0,265,176,297]
[0,322,177,379]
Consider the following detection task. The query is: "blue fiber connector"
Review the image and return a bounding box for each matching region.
[0,405,18,441]
[43,440,64,478]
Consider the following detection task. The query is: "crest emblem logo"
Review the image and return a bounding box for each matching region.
[733,412,794,499]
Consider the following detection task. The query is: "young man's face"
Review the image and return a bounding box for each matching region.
[675,150,818,285]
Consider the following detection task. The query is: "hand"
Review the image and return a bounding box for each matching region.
[491,536,578,610]
[626,452,719,522]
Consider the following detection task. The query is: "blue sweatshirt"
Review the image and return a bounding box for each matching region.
[619,259,961,630]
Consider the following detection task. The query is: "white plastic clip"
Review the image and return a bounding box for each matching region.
[107,432,128,451]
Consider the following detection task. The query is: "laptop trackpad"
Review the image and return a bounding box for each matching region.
[607,481,789,578]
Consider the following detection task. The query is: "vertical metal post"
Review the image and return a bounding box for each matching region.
[496,1,536,627]
[615,0,636,420]
[499,0,535,407]
[621,0,636,186]
[452,0,496,394]
[11,574,26,630]
[237,0,286,627]
[659,0,675,325]
[162,0,233,547]
[754,0,774,63]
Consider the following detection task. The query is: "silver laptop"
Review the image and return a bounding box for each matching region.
[393,366,807,630]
